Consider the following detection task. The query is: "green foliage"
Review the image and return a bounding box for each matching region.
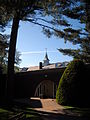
[0,33,21,73]
[0,64,7,74]
[0,6,12,31]
[56,59,86,107]
[57,1,90,63]
[15,51,21,66]
[0,34,9,64]
[14,65,20,73]
[0,1,90,97]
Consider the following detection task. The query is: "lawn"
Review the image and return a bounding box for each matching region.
[63,106,90,117]
[0,106,42,120]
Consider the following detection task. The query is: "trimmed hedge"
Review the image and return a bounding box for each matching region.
[56,59,88,107]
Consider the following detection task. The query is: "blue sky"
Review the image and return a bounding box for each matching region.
[16,20,80,68]
[4,17,85,68]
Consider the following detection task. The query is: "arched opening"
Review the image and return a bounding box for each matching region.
[34,80,57,98]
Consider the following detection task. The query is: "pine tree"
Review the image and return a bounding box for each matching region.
[0,0,75,98]
[1,0,89,98]
[57,0,90,63]
[37,0,90,63]
[0,34,21,73]
[0,34,8,65]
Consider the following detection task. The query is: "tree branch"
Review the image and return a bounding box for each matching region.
[25,18,57,31]
[25,18,88,36]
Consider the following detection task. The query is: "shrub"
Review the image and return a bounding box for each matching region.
[56,59,86,107]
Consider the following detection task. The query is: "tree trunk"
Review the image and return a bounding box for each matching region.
[7,11,20,98]
[85,1,90,33]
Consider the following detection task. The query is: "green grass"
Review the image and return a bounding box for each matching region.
[24,107,41,120]
[0,106,42,120]
[0,108,8,113]
[0,108,14,120]
[26,114,40,120]
[64,106,75,109]
[63,106,90,117]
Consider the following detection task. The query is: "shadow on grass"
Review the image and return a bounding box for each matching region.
[0,98,90,120]
[62,106,90,118]
[0,98,43,120]
[12,98,90,120]
[13,98,42,108]
[29,109,90,120]
[0,105,42,120]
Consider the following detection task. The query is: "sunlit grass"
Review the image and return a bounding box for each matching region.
[0,108,8,113]
[63,105,90,117]
[26,114,40,120]
[0,107,41,120]
[0,108,14,120]
[64,106,75,109]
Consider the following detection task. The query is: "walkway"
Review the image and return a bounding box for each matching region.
[14,97,90,120]
[29,98,89,120]
[31,97,64,114]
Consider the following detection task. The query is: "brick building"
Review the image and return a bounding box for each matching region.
[16,51,68,98]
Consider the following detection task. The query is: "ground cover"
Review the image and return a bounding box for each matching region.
[63,106,90,117]
[0,98,90,120]
[0,105,42,120]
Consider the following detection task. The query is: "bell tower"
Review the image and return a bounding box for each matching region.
[43,48,50,66]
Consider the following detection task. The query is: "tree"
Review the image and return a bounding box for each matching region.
[0,0,74,98]
[0,34,8,74]
[57,1,90,63]
[0,5,12,32]
[1,0,89,98]
[15,51,21,67]
[0,34,21,73]
[0,34,9,65]
[56,60,89,107]
[0,1,35,97]
[33,0,90,63]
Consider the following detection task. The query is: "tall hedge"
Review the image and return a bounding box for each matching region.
[56,59,87,107]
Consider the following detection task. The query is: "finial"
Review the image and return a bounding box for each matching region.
[45,48,47,53]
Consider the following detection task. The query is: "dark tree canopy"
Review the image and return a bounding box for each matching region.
[57,0,90,63]
[0,34,9,65]
[0,0,79,74]
[0,0,90,97]
[0,33,21,73]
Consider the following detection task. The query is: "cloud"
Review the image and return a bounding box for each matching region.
[21,50,57,55]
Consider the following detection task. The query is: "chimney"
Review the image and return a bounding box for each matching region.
[39,62,42,69]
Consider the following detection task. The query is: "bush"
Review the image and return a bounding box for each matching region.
[56,59,86,107]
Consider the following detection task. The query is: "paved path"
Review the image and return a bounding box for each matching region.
[29,98,89,120]
[31,97,64,113]
[14,97,90,120]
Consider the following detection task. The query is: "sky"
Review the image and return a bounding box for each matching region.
[4,17,85,68]
[16,20,77,68]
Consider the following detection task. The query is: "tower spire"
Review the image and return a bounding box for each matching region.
[43,48,50,66]
[45,48,47,53]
